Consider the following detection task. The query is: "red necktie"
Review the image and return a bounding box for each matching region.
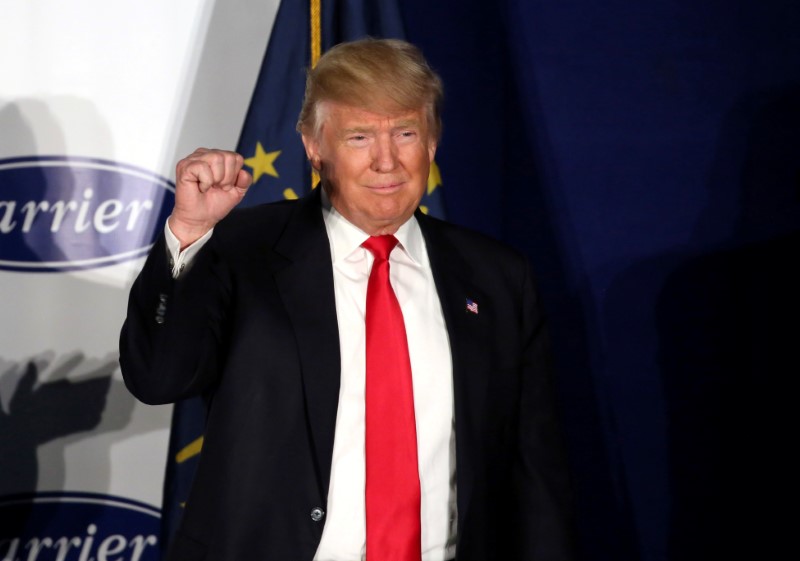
[362,235,422,561]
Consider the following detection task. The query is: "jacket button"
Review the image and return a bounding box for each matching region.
[310,507,324,522]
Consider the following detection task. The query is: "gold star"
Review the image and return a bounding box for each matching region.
[244,142,281,183]
[427,160,442,195]
[283,188,299,200]
[175,436,203,463]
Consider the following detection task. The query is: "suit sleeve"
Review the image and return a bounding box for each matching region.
[119,233,232,405]
[514,258,577,560]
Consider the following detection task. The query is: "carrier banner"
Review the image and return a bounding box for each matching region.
[0,493,160,561]
[0,157,173,272]
[0,1,278,558]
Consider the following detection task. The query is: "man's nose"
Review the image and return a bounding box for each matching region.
[371,135,398,172]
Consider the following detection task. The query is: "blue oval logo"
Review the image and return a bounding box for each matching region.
[0,156,174,272]
[0,492,160,561]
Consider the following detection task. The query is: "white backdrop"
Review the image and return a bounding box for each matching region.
[1,0,279,522]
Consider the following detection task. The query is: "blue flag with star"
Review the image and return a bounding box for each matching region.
[161,0,446,554]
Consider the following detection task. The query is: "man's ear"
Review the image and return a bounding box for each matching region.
[301,133,322,171]
[428,140,438,163]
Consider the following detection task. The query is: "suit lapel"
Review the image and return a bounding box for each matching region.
[271,191,341,501]
[418,213,492,535]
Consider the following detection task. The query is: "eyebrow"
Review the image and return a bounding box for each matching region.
[341,120,421,135]
[341,126,373,135]
[393,119,421,129]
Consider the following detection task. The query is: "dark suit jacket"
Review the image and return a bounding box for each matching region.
[120,191,575,561]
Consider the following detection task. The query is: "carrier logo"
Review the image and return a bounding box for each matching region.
[0,156,174,272]
[0,492,159,561]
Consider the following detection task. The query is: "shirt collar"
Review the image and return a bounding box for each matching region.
[320,187,424,266]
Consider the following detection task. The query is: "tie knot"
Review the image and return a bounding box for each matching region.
[362,235,399,261]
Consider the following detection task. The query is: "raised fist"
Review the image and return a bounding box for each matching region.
[169,148,253,248]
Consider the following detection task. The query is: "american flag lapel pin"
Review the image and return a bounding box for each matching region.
[465,298,479,314]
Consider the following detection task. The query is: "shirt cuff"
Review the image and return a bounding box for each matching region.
[164,219,214,278]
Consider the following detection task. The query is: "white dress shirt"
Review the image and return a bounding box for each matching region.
[314,197,457,561]
[165,196,457,561]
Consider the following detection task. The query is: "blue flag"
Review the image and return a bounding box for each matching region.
[161,0,446,554]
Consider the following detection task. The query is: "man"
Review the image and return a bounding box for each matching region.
[120,38,574,561]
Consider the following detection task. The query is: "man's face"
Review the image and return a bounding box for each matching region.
[302,102,437,235]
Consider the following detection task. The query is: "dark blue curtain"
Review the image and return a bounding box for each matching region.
[402,1,800,560]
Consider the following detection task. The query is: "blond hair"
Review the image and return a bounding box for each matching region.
[297,38,444,141]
